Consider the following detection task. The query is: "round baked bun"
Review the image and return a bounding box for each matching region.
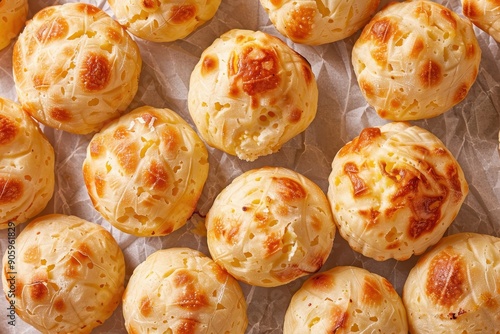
[403,233,500,333]
[13,3,142,134]
[122,248,248,334]
[259,0,380,45]
[352,0,481,121]
[0,0,28,50]
[462,0,500,42]
[108,0,222,42]
[327,122,468,261]
[188,29,318,161]
[83,106,209,237]
[206,167,335,287]
[284,266,408,333]
[0,97,54,229]
[1,214,125,334]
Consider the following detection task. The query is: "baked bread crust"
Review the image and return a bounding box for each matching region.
[13,3,142,134]
[0,0,28,50]
[352,0,481,120]
[206,167,335,287]
[403,233,500,333]
[1,214,125,334]
[83,106,209,237]
[260,0,380,45]
[462,0,500,42]
[122,248,248,334]
[284,266,408,333]
[188,29,318,161]
[327,122,468,261]
[0,97,54,229]
[108,0,222,42]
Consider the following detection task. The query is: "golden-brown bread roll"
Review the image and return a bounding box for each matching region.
[352,0,481,121]
[83,105,209,237]
[108,0,222,42]
[260,0,380,45]
[13,3,142,134]
[188,29,318,161]
[0,97,54,229]
[0,0,28,50]
[403,233,500,333]
[284,266,408,333]
[122,248,248,334]
[1,214,125,334]
[206,167,335,287]
[327,122,468,261]
[462,0,500,42]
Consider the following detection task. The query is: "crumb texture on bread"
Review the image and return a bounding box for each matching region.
[327,122,468,261]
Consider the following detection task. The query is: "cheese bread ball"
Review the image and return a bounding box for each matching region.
[0,97,54,229]
[327,122,468,261]
[188,29,318,161]
[206,167,335,287]
[260,0,380,45]
[83,106,209,237]
[1,214,125,334]
[284,266,408,333]
[13,3,142,134]
[0,0,28,50]
[108,0,221,42]
[352,0,481,121]
[123,248,248,334]
[462,0,500,42]
[403,233,500,333]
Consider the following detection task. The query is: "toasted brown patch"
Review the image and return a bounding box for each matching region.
[419,59,442,88]
[170,5,197,24]
[176,319,198,334]
[142,0,158,9]
[362,276,383,305]
[143,161,169,191]
[273,177,306,202]
[106,28,122,43]
[50,108,72,122]
[344,162,368,197]
[285,6,315,41]
[35,7,56,19]
[359,208,380,226]
[288,108,302,123]
[29,273,48,301]
[465,43,477,60]
[338,127,381,157]
[201,55,218,76]
[140,297,153,317]
[54,297,66,312]
[113,126,129,140]
[162,126,180,155]
[270,0,282,5]
[462,1,478,18]
[426,250,465,307]
[36,18,69,43]
[310,273,334,291]
[0,178,23,204]
[408,195,443,238]
[210,262,228,284]
[411,37,425,59]
[174,271,209,311]
[229,46,280,97]
[359,79,375,98]
[0,115,18,145]
[302,64,313,84]
[94,172,106,198]
[440,8,457,29]
[329,306,348,332]
[446,164,464,203]
[453,83,469,104]
[80,53,111,92]
[272,265,304,283]
[23,246,40,264]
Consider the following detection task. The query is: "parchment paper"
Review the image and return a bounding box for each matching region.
[0,0,499,333]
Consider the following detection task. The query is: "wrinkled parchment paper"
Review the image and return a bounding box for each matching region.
[0,0,499,333]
